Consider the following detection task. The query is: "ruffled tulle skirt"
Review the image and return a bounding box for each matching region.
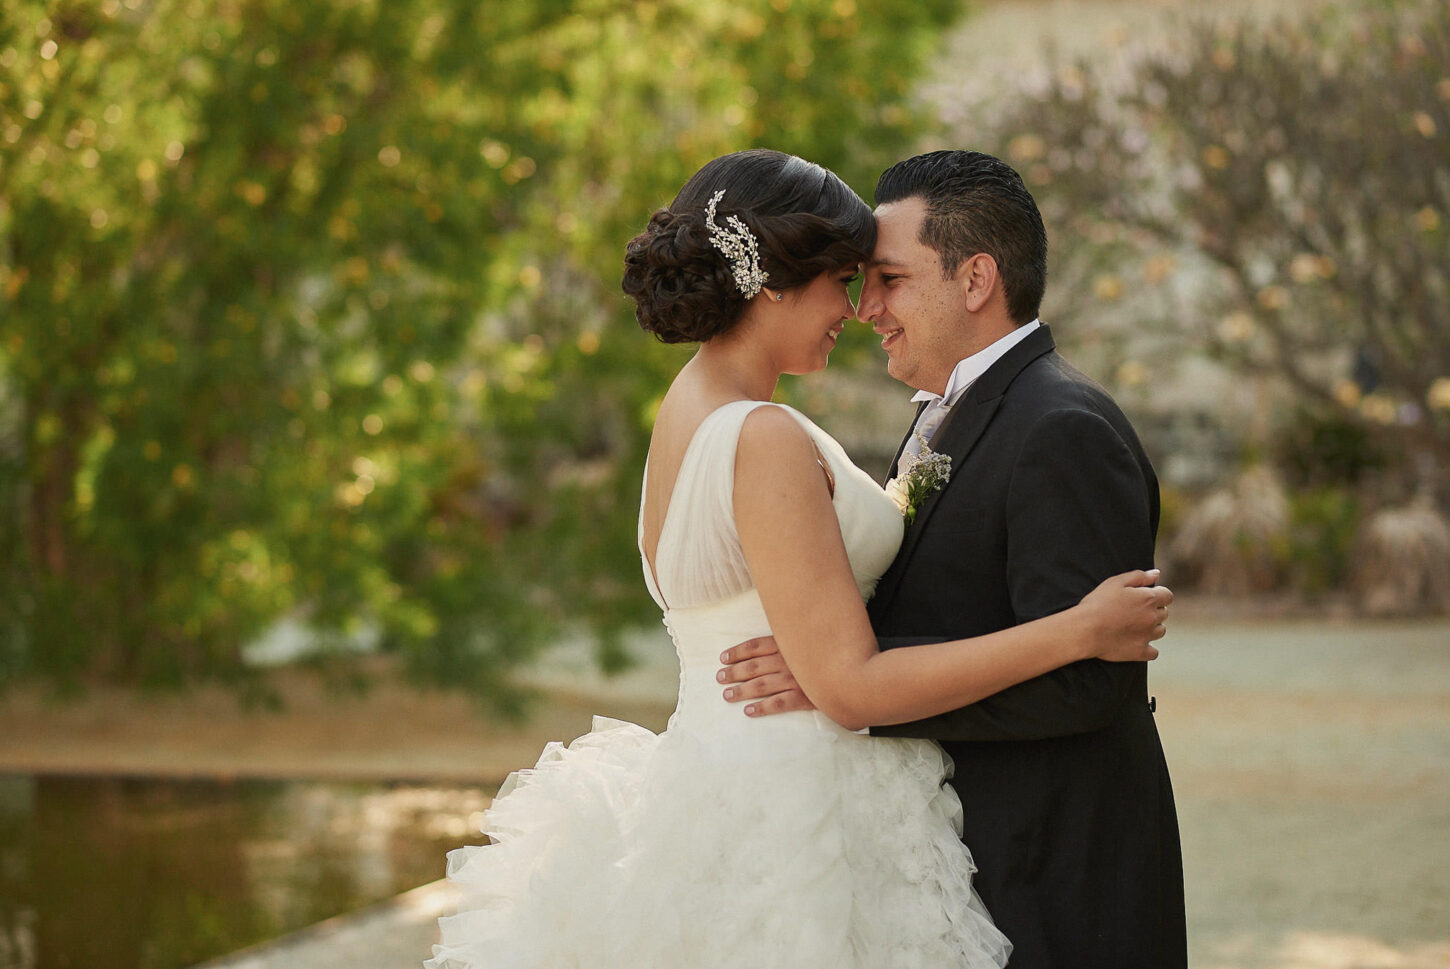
[426,712,1009,968]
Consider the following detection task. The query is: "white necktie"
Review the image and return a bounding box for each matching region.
[896,397,951,477]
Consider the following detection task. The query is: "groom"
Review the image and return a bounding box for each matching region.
[719,150,1186,967]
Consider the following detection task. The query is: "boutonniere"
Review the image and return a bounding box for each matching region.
[883,436,951,525]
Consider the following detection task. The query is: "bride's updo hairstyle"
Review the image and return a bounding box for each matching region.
[622,149,875,344]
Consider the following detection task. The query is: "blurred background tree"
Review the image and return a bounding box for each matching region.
[4,0,1446,709]
[953,0,1450,613]
[0,0,962,701]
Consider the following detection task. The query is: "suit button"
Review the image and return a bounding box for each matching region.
[1148,696,1157,713]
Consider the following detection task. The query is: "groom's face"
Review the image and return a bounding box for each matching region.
[859,196,975,396]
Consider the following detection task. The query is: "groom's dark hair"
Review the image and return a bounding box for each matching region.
[875,150,1047,325]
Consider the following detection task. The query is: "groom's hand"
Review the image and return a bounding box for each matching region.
[717,637,815,717]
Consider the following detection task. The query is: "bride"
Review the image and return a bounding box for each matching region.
[426,149,1171,968]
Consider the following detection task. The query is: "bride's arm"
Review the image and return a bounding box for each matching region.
[733,407,1165,732]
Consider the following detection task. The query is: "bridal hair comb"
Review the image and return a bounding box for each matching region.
[704,189,769,299]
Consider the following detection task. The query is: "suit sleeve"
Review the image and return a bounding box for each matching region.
[873,408,1156,743]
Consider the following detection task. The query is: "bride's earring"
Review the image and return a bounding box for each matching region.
[774,292,784,301]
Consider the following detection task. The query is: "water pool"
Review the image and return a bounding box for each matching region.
[0,774,489,969]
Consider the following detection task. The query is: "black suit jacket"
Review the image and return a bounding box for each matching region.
[868,325,1187,968]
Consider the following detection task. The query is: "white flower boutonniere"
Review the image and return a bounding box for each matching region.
[883,477,912,516]
[886,437,951,525]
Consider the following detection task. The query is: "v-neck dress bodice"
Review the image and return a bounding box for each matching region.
[637,401,904,738]
[640,400,903,612]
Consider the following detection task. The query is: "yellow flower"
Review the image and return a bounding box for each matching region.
[1333,379,1362,408]
[1093,275,1124,302]
[1428,377,1450,411]
[1218,312,1254,343]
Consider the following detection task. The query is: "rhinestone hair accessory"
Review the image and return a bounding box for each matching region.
[704,189,769,299]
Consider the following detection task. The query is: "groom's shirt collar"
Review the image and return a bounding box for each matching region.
[910,319,1041,409]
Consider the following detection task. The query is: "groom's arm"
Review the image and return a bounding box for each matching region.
[873,409,1156,743]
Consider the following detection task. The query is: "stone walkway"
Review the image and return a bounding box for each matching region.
[188,616,1450,969]
[189,881,457,969]
[1153,619,1450,969]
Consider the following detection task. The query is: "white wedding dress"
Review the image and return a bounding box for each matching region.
[426,401,1009,968]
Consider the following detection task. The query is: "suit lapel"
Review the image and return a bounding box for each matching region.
[872,325,1059,613]
[883,400,929,486]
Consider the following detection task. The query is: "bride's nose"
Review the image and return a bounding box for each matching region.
[856,278,883,323]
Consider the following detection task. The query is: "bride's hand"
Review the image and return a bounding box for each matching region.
[1077,569,1172,662]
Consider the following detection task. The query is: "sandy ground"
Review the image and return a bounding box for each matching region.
[0,658,674,785]
[8,616,1450,969]
[1151,619,1450,969]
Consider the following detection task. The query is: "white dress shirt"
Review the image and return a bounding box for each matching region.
[896,319,1041,476]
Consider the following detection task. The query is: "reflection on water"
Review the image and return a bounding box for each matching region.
[0,774,488,969]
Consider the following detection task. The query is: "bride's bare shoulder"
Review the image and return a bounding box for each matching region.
[735,405,819,481]
[651,393,744,454]
[738,402,808,442]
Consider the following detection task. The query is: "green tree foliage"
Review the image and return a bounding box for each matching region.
[962,0,1450,499]
[0,0,962,697]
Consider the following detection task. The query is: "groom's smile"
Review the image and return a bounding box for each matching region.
[859,197,978,397]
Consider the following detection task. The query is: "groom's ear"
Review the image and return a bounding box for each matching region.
[956,253,999,312]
